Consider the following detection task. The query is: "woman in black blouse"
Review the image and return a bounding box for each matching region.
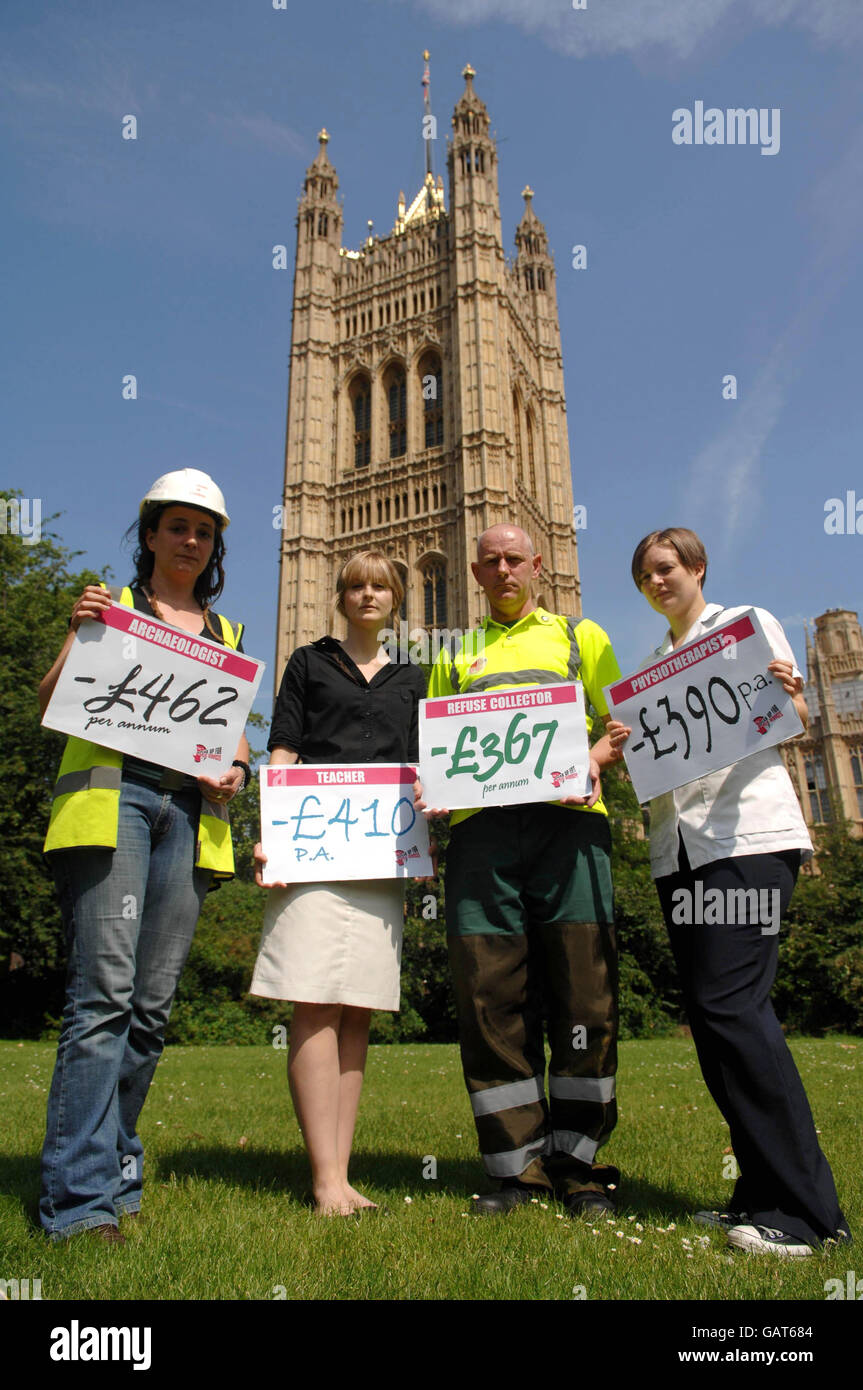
[251,552,426,1215]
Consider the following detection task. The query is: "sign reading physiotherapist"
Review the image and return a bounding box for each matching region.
[603,609,803,803]
[42,602,265,778]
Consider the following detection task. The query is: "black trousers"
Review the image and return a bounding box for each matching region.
[656,840,848,1245]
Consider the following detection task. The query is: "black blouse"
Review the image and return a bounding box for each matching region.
[268,636,427,765]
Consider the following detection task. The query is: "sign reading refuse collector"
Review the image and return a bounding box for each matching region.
[603,609,803,803]
[259,764,433,882]
[418,682,591,811]
[42,602,265,778]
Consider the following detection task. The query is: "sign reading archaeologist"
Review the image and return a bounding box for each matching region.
[43,602,264,777]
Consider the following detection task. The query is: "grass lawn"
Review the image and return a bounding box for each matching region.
[0,1036,858,1302]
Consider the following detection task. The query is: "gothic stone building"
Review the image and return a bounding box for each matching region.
[782,608,863,840]
[275,64,580,671]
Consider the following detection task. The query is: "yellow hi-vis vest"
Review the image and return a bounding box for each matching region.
[43,585,244,879]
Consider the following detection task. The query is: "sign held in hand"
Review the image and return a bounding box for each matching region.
[42,603,264,778]
[604,610,803,802]
[419,683,591,811]
[260,764,432,883]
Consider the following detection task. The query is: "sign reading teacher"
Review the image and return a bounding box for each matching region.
[419,683,591,811]
[259,764,432,883]
[42,602,265,778]
[603,609,803,803]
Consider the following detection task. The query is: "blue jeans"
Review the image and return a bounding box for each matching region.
[39,775,211,1239]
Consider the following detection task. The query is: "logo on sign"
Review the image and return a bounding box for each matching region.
[193,744,223,763]
[549,765,580,789]
[752,705,782,736]
[395,845,422,866]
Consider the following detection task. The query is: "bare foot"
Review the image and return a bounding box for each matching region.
[313,1182,356,1216]
[344,1183,378,1211]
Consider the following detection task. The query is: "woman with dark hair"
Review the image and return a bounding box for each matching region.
[250,550,426,1216]
[38,469,250,1243]
[609,527,849,1257]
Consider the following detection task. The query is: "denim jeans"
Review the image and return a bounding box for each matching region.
[39,774,211,1239]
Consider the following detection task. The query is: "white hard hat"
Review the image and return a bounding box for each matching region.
[140,469,230,528]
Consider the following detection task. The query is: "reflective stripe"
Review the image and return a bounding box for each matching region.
[465,670,568,694]
[470,1074,544,1117]
[53,767,123,797]
[205,798,230,825]
[482,1134,551,1179]
[449,619,581,695]
[549,1075,616,1103]
[551,1130,599,1163]
[564,619,581,683]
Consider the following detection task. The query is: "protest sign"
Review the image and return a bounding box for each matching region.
[603,609,803,802]
[42,602,264,778]
[419,682,591,811]
[259,764,432,882]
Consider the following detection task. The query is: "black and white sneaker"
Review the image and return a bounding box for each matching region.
[693,1209,749,1231]
[726,1224,813,1258]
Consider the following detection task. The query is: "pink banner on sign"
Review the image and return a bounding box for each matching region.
[424,685,576,719]
[607,616,756,706]
[266,765,417,788]
[98,603,257,681]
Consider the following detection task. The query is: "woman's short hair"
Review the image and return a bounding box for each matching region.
[129,503,226,605]
[631,528,708,591]
[334,551,405,620]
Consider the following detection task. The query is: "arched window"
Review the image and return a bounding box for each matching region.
[526,410,537,495]
[317,212,328,237]
[422,561,447,628]
[513,392,523,477]
[420,353,443,449]
[384,364,406,459]
[350,375,371,468]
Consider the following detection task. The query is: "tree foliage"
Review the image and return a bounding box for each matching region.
[0,499,100,1031]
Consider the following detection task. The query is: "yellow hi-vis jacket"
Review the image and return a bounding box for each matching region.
[43,585,244,879]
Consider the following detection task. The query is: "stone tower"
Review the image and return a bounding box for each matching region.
[275,63,581,676]
[782,608,863,839]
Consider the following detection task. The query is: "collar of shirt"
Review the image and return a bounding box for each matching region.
[481,606,556,635]
[653,602,726,657]
[311,634,392,687]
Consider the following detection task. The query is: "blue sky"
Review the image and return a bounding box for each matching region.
[3,0,863,712]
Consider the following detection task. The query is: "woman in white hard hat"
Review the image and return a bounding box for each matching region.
[37,470,251,1243]
[250,551,426,1216]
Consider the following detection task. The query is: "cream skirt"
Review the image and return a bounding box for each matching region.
[249,879,405,1012]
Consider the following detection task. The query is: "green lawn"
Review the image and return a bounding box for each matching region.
[0,1037,858,1301]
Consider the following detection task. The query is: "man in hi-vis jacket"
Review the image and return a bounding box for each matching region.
[422,525,623,1215]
